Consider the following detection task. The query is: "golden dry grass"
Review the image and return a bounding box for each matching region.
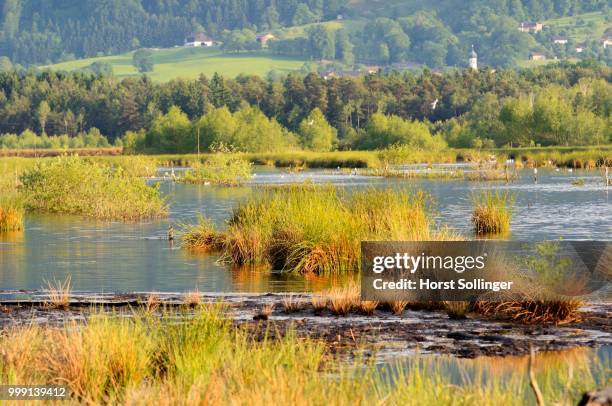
[43,276,71,310]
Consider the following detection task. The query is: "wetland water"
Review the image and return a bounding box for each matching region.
[0,167,610,293]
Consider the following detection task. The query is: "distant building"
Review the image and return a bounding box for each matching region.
[365,66,381,74]
[552,36,568,45]
[601,37,611,49]
[256,33,276,46]
[469,45,477,70]
[518,22,543,33]
[529,52,546,61]
[184,32,214,47]
[336,14,344,20]
[575,42,587,53]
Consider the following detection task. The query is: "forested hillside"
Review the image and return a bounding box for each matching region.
[0,0,610,67]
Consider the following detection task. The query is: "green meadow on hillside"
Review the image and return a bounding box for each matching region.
[543,11,609,42]
[42,47,307,81]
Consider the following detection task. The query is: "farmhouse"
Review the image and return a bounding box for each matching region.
[518,22,543,33]
[552,36,568,45]
[256,33,276,46]
[529,52,546,61]
[184,32,214,47]
[602,37,611,49]
[575,42,587,53]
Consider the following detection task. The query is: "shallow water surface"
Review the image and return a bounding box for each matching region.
[0,167,610,292]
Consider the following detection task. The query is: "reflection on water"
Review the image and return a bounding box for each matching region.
[381,346,610,401]
[0,167,610,292]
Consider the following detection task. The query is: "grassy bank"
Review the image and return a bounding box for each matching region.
[0,147,123,157]
[183,186,458,274]
[0,306,605,405]
[2,145,610,169]
[19,156,167,221]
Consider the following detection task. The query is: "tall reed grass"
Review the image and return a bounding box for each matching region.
[180,154,252,185]
[184,185,458,274]
[0,307,605,404]
[19,156,167,221]
[0,195,23,232]
[472,191,514,236]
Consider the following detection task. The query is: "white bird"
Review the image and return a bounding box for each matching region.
[431,98,439,110]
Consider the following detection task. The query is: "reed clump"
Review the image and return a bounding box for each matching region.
[186,185,458,275]
[182,217,224,252]
[472,300,582,324]
[43,276,71,310]
[0,195,24,232]
[472,191,514,236]
[183,290,201,308]
[325,283,360,316]
[180,154,252,185]
[18,155,167,221]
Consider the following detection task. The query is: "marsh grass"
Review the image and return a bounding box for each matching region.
[43,276,71,310]
[310,294,327,313]
[472,300,583,324]
[0,307,604,405]
[385,300,409,315]
[326,283,360,316]
[0,195,24,232]
[472,191,514,236]
[18,156,167,221]
[185,185,458,275]
[142,293,161,314]
[183,290,201,308]
[281,294,303,313]
[180,154,252,185]
[181,216,224,252]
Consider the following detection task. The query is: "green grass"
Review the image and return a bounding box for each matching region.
[0,306,606,404]
[543,11,609,42]
[41,47,307,81]
[179,154,252,185]
[183,185,458,274]
[19,156,167,221]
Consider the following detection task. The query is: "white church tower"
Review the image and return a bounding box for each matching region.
[469,45,478,70]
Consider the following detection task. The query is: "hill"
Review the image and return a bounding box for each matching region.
[41,47,307,81]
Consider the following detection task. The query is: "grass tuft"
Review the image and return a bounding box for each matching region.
[0,195,24,232]
[183,290,201,308]
[43,276,71,310]
[472,191,514,236]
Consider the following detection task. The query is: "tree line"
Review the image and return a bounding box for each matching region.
[0,61,609,152]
